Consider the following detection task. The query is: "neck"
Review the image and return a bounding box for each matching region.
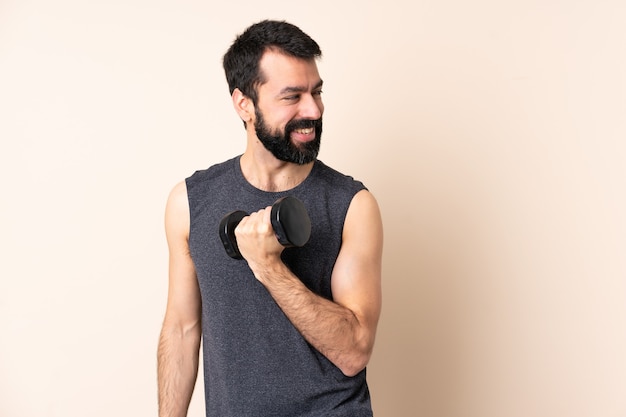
[240,150,314,192]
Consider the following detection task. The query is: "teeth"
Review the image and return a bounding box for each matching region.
[296,128,314,134]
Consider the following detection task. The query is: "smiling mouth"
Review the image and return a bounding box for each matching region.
[294,127,314,135]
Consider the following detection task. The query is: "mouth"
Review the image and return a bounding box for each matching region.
[290,126,316,143]
[285,118,322,145]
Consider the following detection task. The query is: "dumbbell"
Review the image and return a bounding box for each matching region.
[218,196,311,259]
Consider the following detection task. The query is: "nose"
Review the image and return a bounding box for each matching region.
[298,93,323,120]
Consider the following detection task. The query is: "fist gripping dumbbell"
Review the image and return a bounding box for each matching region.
[218,196,312,259]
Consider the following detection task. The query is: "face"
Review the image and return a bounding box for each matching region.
[251,51,325,165]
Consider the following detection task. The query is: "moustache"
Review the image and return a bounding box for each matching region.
[285,118,323,132]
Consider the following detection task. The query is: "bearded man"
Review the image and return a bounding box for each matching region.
[157,20,383,417]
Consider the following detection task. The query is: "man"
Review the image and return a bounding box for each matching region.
[157,20,383,417]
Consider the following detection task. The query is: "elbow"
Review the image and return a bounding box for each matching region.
[337,348,372,377]
[337,324,377,377]
[339,358,369,378]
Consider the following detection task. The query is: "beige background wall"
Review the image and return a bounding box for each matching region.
[1,1,625,416]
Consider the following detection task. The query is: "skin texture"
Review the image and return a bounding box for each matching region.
[157,49,383,416]
[157,181,201,417]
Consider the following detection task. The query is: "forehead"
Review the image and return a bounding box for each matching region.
[258,50,321,92]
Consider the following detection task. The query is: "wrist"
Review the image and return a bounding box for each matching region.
[249,256,288,286]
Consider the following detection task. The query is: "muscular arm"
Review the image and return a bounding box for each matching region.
[157,181,202,417]
[236,190,383,376]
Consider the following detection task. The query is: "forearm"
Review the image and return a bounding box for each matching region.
[252,261,373,376]
[157,323,201,417]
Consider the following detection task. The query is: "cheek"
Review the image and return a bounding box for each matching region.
[277,110,300,128]
[314,97,324,117]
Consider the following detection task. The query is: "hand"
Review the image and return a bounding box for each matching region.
[234,206,285,268]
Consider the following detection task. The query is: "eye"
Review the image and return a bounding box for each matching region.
[283,95,300,101]
[313,90,323,96]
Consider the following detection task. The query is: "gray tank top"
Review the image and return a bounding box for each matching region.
[186,156,372,416]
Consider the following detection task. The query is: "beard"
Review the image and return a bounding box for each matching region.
[254,108,322,165]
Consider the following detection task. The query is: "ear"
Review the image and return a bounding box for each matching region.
[232,88,254,124]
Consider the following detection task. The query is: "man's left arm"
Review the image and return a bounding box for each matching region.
[236,190,383,376]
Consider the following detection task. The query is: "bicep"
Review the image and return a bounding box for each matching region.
[331,190,383,330]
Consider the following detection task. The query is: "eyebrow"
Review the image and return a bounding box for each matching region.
[279,79,324,95]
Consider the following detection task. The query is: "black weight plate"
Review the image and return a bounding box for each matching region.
[271,197,311,247]
[218,210,248,259]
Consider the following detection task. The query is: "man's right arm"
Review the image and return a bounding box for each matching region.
[157,181,201,417]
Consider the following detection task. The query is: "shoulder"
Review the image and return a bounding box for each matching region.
[346,189,382,231]
[314,160,362,182]
[187,157,239,189]
[312,160,367,196]
[167,180,189,206]
[165,180,190,240]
